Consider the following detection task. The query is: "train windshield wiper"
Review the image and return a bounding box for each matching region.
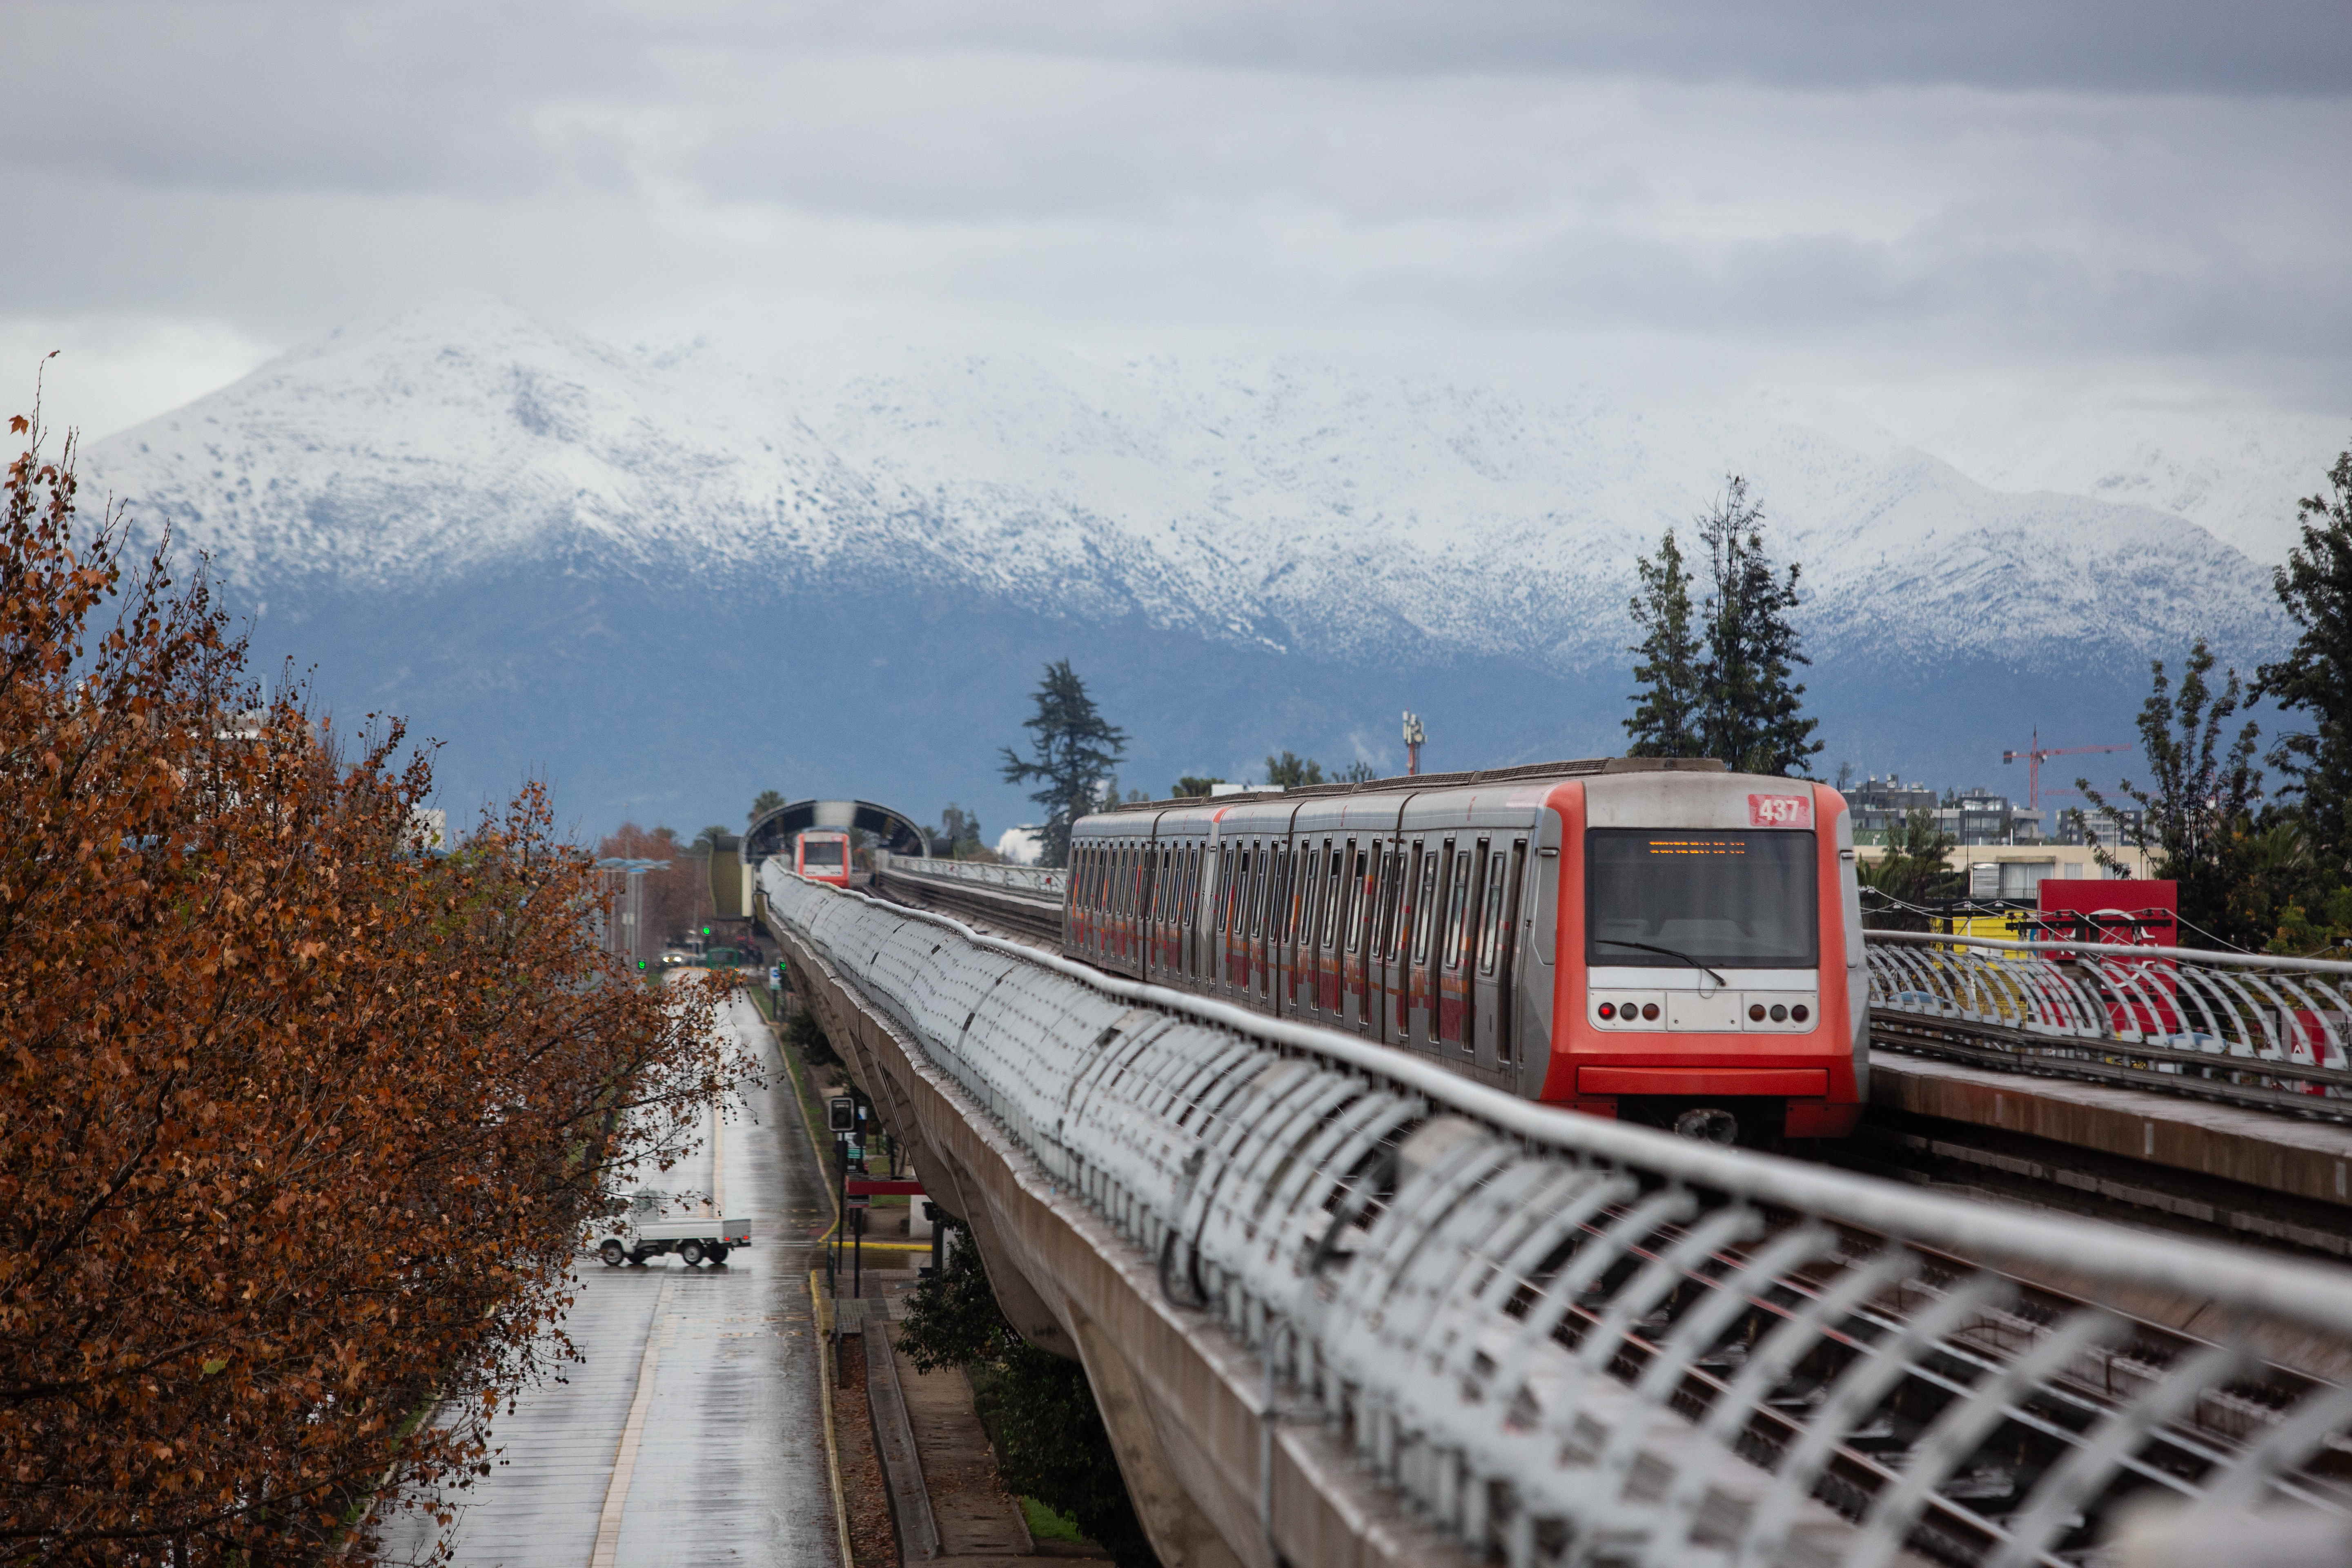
[1597,938,1728,988]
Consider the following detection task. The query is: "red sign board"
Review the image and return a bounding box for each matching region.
[2037,879,2182,1035]
[2034,880,2178,947]
[1747,793,1813,829]
[845,1178,925,1197]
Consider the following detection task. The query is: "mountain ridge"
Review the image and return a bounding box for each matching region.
[72,296,2310,829]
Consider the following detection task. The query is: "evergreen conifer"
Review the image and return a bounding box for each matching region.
[1000,660,1127,868]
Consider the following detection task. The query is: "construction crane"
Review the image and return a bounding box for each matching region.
[2001,729,2129,811]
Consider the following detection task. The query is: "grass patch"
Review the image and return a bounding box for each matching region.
[1021,1496,1086,1544]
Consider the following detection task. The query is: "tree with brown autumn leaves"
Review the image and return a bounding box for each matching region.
[0,405,755,1564]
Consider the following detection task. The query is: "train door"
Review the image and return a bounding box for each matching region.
[1343,840,1375,1031]
[1202,844,1223,992]
[1407,842,1440,1049]
[1223,846,1242,992]
[1150,843,1171,979]
[1247,844,1269,993]
[1369,842,1403,1042]
[1185,846,1204,982]
[1436,840,1480,1054]
[1298,846,1317,1020]
[1209,843,1232,995]
[1279,846,1298,1020]
[1470,838,1526,1075]
[1226,844,1253,992]
[1381,841,1417,1043]
[1129,843,1145,971]
[1310,840,1341,1018]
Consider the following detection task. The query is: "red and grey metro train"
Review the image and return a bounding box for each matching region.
[795,828,855,889]
[1063,757,1866,1142]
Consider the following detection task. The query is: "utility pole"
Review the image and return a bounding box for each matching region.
[2001,728,2130,811]
[1403,711,1425,777]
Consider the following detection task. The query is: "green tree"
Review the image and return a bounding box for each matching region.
[2080,639,2265,949]
[900,1225,1156,1567]
[1263,751,1325,789]
[1695,477,1821,776]
[748,788,786,825]
[2254,443,2352,882]
[1624,526,1705,757]
[935,802,984,857]
[1339,759,1377,784]
[690,824,735,856]
[1171,775,1225,797]
[1000,660,1127,869]
[1857,809,1963,930]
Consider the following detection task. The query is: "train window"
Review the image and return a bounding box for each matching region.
[1318,845,1343,949]
[1289,846,1307,945]
[1585,829,1819,969]
[1249,846,1269,938]
[1296,847,1320,950]
[1444,849,1474,969]
[1375,846,1402,959]
[1354,851,1373,949]
[1388,844,1416,961]
[1278,846,1301,945]
[1414,846,1441,963]
[1184,846,1200,926]
[1477,850,1510,973]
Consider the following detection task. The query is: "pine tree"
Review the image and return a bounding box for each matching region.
[2080,639,2265,948]
[1694,477,1821,776]
[1000,660,1127,868]
[1263,751,1325,789]
[1624,526,1704,757]
[2255,444,2352,880]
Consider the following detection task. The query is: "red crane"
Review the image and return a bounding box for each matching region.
[2001,729,2130,812]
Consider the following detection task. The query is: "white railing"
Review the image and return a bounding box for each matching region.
[1867,931,2352,1108]
[764,867,2352,1568]
[872,849,1066,900]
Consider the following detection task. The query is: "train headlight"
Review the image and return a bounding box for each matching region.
[1598,1002,1616,1020]
[1769,1004,1788,1022]
[1640,1002,1660,1021]
[1791,1003,1809,1023]
[1748,1003,1766,1022]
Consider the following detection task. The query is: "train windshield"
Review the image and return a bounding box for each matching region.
[801,839,847,869]
[1585,830,1817,969]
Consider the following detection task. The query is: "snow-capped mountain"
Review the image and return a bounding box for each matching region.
[78,296,2314,832]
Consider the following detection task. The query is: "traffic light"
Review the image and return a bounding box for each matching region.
[828,1096,855,1134]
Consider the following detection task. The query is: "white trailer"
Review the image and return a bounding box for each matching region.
[597,1189,750,1267]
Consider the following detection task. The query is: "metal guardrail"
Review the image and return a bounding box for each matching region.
[1868,933,2352,1119]
[872,850,1065,900]
[764,868,2352,1568]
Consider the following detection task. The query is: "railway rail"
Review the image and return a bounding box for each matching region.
[1866,932,2352,1124]
[875,854,2352,1125]
[768,866,2352,1568]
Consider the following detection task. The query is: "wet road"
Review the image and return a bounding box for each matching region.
[379,993,838,1567]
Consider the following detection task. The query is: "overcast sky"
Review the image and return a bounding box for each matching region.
[4,0,2348,441]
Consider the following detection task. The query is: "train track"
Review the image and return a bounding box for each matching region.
[777,869,2352,1567]
[877,859,2352,1132]
[870,863,1063,942]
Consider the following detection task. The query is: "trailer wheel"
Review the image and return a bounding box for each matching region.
[598,1239,626,1267]
[707,1245,730,1263]
[679,1240,706,1267]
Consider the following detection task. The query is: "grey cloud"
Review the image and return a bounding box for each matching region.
[755,0,2352,96]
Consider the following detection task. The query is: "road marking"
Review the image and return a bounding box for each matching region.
[590,1277,676,1568]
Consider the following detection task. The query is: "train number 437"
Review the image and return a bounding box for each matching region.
[1747,793,1812,828]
